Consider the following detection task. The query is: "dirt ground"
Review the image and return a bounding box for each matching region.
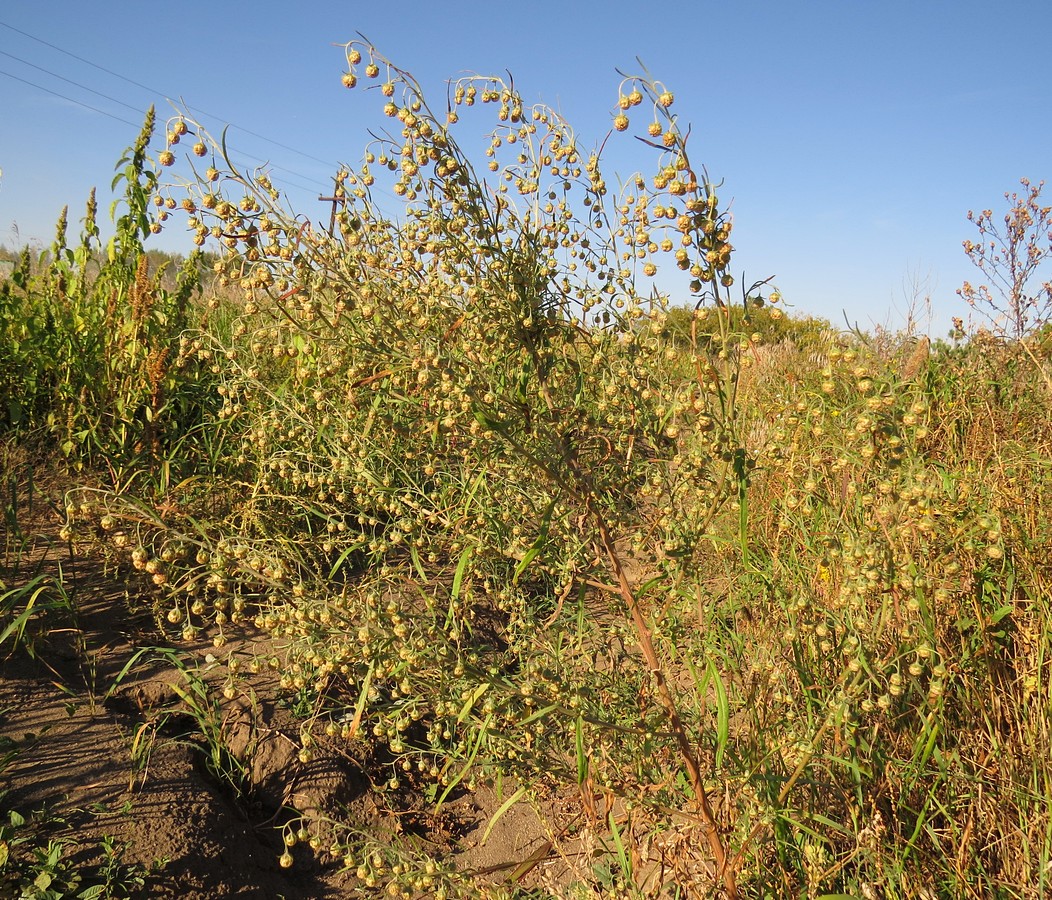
[0,481,569,898]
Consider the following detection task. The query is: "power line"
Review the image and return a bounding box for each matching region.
[0,20,155,93]
[0,48,147,115]
[0,19,339,170]
[0,67,331,199]
[0,55,334,195]
[0,67,140,128]
[0,20,407,210]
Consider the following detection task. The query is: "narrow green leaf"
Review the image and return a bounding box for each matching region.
[479,785,527,844]
[708,657,729,768]
[608,811,632,879]
[514,498,557,583]
[343,662,374,740]
[915,714,940,771]
[408,544,427,581]
[328,540,366,580]
[436,713,492,808]
[512,546,542,584]
[456,681,490,723]
[516,702,559,727]
[451,543,472,603]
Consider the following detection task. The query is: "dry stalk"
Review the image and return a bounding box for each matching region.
[588,502,737,898]
[525,320,737,895]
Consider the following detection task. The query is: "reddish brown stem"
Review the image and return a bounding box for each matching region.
[589,504,737,898]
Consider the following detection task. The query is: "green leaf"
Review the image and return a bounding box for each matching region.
[408,544,427,581]
[456,681,491,723]
[516,702,559,727]
[915,713,940,772]
[607,811,632,879]
[513,498,556,584]
[449,542,473,620]
[707,657,729,768]
[436,713,492,808]
[342,661,374,740]
[479,785,527,844]
[989,603,1013,626]
[328,540,366,580]
[575,714,587,785]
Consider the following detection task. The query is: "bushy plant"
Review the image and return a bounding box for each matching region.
[659,297,830,353]
[64,43,770,895]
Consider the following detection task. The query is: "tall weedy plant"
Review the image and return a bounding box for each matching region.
[0,108,211,485]
[959,177,1052,339]
[152,44,762,894]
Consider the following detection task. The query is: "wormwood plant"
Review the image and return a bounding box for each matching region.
[64,42,770,895]
[720,323,1052,895]
[45,41,1052,898]
[65,39,1052,899]
[958,177,1052,339]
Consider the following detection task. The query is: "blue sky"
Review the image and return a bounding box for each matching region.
[1,1,1049,336]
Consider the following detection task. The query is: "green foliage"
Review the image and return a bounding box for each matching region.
[108,647,250,799]
[659,297,831,352]
[0,757,152,899]
[0,575,77,660]
[0,109,216,488]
